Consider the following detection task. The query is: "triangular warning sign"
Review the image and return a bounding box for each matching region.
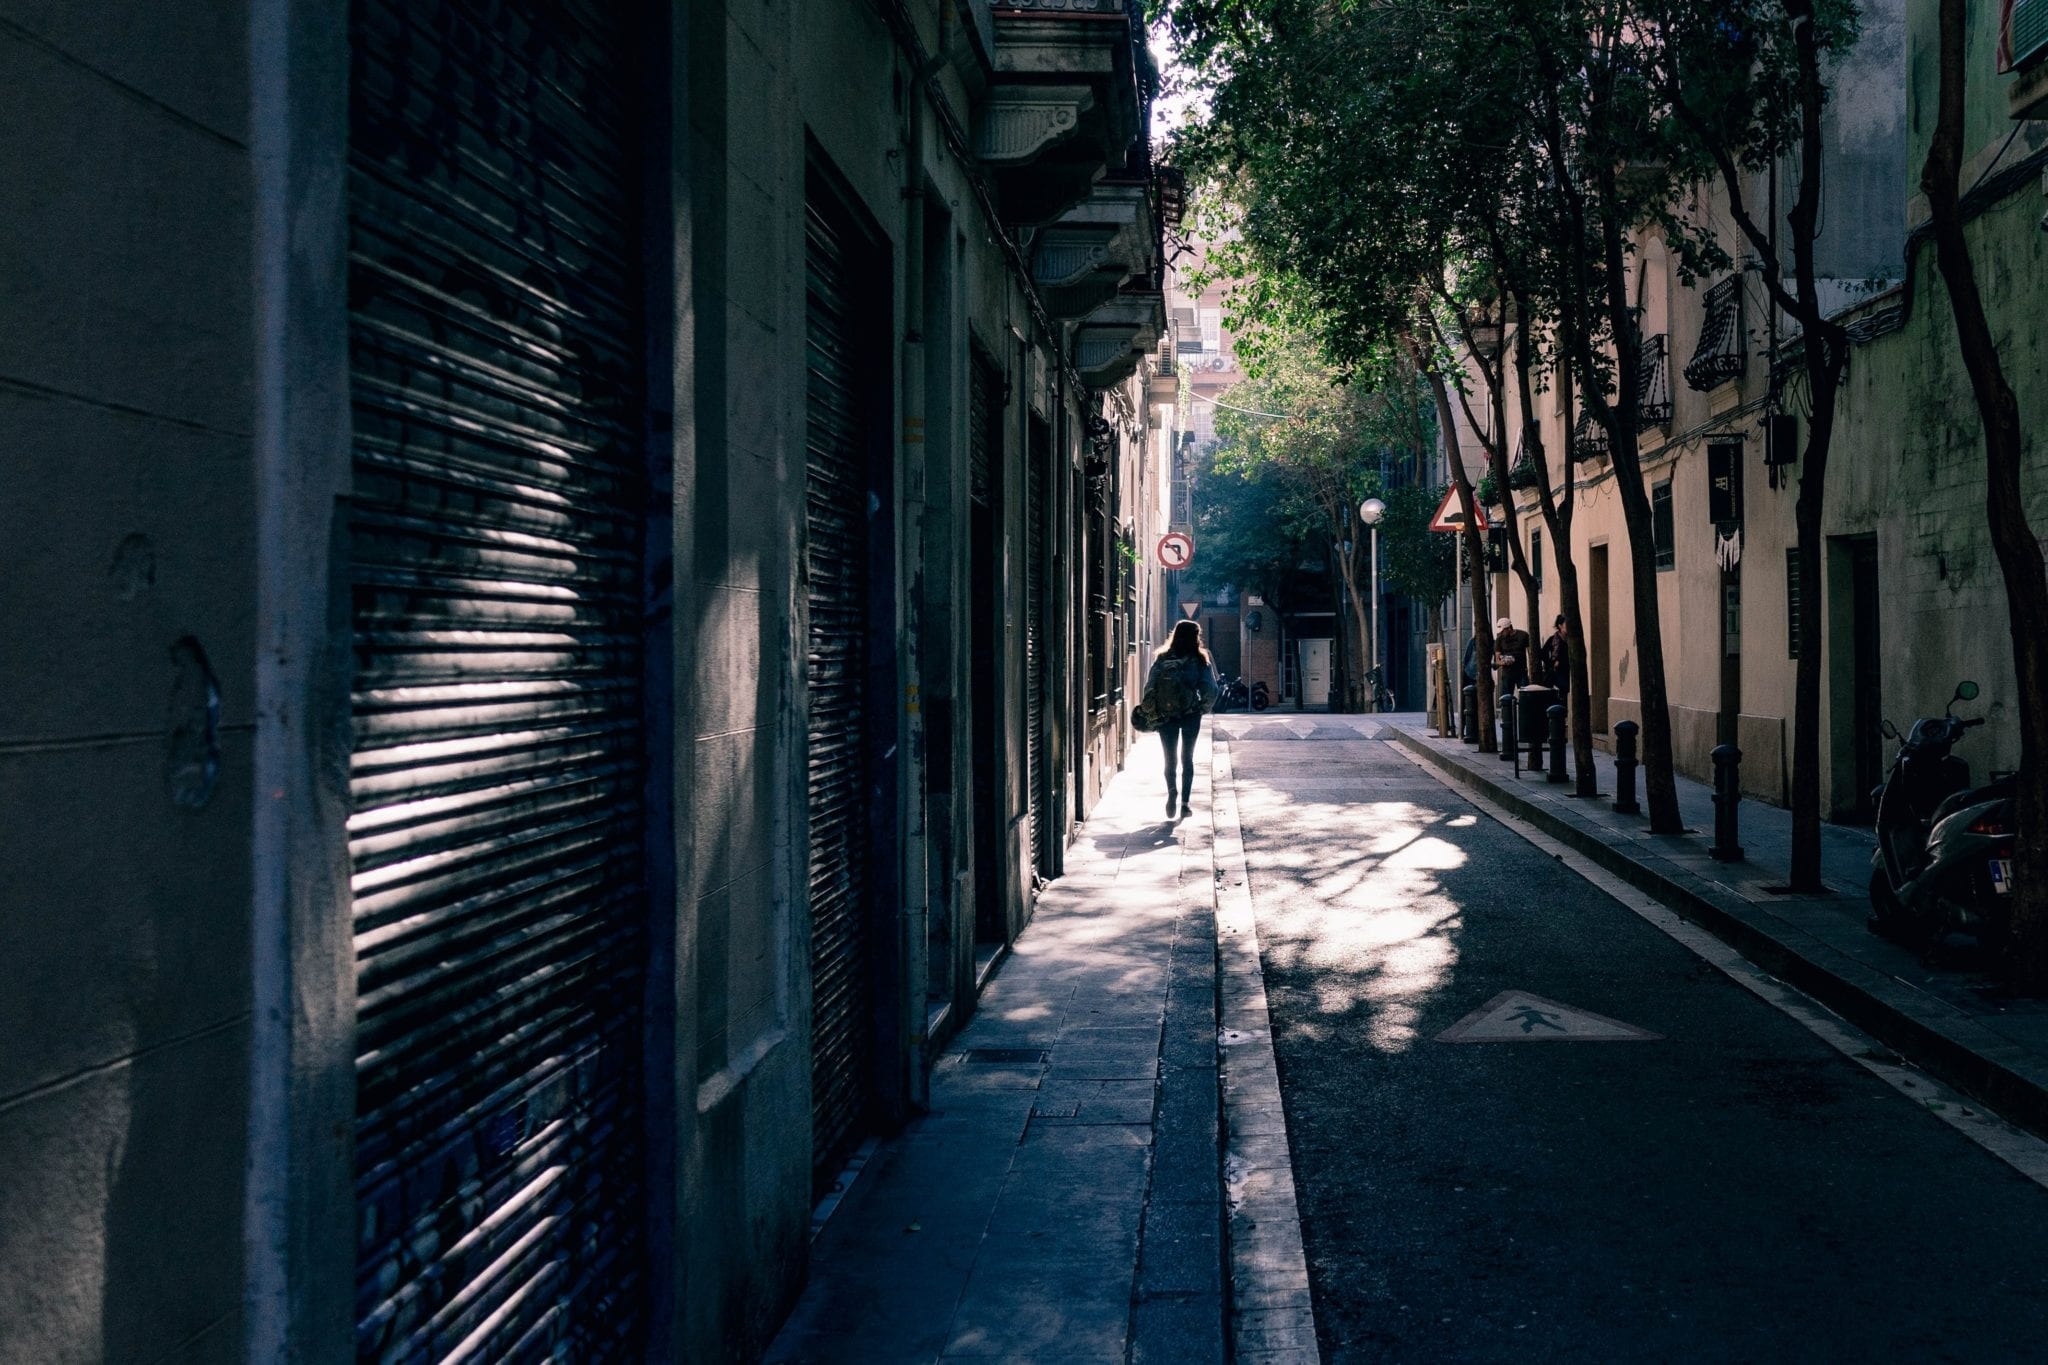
[1435,991,1661,1043]
[1428,486,1491,534]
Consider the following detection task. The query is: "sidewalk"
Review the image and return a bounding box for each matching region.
[765,738,1228,1363]
[1381,718,2048,1137]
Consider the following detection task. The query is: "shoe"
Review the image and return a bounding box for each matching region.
[1180,802,1192,818]
[1165,794,1177,817]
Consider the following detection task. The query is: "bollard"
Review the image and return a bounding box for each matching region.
[1547,704,1568,784]
[1498,692,1518,769]
[1461,684,1479,745]
[1710,744,1745,861]
[1612,719,1641,814]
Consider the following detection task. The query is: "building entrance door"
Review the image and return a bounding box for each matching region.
[1589,544,1611,733]
[1301,638,1333,708]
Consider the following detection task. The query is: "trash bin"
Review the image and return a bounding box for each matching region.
[1516,685,1557,753]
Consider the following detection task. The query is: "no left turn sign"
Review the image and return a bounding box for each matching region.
[1156,532,1195,570]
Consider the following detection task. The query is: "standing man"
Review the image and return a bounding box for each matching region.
[1492,615,1530,697]
[1540,614,1570,690]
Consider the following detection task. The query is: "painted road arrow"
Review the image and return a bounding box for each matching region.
[1436,991,1661,1043]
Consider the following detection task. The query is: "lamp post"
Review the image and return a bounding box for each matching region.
[1359,497,1386,710]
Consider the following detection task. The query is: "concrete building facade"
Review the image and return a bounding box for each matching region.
[0,0,1170,1360]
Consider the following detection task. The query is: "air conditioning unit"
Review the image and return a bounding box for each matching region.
[2013,0,2048,69]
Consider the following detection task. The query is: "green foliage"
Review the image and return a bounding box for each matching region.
[1182,336,1436,604]
[1375,484,1459,612]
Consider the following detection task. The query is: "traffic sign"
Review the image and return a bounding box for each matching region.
[1435,991,1660,1042]
[1428,486,1491,534]
[1157,532,1196,569]
[1180,600,1201,619]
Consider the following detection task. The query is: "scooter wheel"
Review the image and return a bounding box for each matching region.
[1250,694,1270,712]
[1866,870,1928,950]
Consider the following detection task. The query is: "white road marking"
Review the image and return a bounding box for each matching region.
[1437,990,1662,1042]
[1391,744,2048,1192]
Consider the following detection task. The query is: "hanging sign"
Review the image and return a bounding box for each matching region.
[1156,532,1196,569]
[1428,487,1491,534]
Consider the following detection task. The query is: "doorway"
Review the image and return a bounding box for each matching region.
[1830,535,1883,822]
[1301,638,1333,708]
[1589,543,1611,733]
[969,356,1005,947]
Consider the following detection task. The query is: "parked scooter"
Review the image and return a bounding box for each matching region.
[1216,674,1249,712]
[1248,678,1271,711]
[1868,680,2016,951]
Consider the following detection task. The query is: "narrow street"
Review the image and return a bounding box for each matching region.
[1219,715,2048,1360]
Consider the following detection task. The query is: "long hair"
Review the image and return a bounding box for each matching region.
[1156,619,1211,666]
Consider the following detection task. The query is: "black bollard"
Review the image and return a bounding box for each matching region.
[1498,692,1518,769]
[1710,744,1745,861]
[1461,684,1479,745]
[1612,719,1641,814]
[1547,704,1568,784]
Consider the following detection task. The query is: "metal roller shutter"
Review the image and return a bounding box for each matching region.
[805,192,877,1184]
[346,0,648,1357]
[968,362,994,510]
[1026,421,1052,879]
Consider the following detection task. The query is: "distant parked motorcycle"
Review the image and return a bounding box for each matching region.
[1216,673,1249,712]
[1867,680,2015,951]
[1248,678,1272,711]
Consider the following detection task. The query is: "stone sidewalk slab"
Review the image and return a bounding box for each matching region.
[764,736,1230,1364]
[1382,718,2048,1141]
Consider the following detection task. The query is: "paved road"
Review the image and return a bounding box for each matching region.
[1219,718,2048,1362]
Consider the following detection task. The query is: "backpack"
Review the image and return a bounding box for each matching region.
[1142,659,1203,725]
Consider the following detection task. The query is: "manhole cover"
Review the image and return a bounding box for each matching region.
[964,1048,1049,1065]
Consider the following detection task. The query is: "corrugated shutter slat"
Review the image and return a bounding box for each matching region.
[348,1,648,1358]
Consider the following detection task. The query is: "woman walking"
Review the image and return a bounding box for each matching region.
[1143,620,1220,819]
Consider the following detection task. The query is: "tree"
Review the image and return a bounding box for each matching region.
[1920,0,2048,987]
[1645,0,1862,884]
[1199,338,1438,706]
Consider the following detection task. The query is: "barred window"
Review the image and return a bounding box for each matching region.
[1635,334,1672,429]
[1653,481,1675,571]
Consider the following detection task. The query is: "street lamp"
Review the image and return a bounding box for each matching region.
[1359,498,1386,711]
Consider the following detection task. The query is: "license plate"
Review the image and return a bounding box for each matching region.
[1990,859,2014,894]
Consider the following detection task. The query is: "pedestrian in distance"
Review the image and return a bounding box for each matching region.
[1492,615,1530,697]
[1138,620,1219,819]
[1541,614,1570,690]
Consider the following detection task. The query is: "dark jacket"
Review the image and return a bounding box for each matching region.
[1540,631,1570,688]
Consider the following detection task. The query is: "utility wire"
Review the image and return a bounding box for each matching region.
[1188,390,1291,419]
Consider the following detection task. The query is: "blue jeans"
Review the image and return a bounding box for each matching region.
[1159,715,1201,802]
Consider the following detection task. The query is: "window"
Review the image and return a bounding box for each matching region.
[1530,528,1543,592]
[1652,481,1675,570]
[1786,548,1802,659]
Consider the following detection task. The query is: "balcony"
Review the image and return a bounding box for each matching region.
[1030,181,1154,318]
[974,0,1147,226]
[1074,287,1166,388]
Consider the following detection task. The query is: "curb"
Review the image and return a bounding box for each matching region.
[1210,738,1321,1364]
[1388,726,2048,1142]
[1129,803,1230,1364]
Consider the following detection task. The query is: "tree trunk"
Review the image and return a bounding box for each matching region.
[1591,161,1683,834]
[1923,0,2048,988]
[1415,346,1496,749]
